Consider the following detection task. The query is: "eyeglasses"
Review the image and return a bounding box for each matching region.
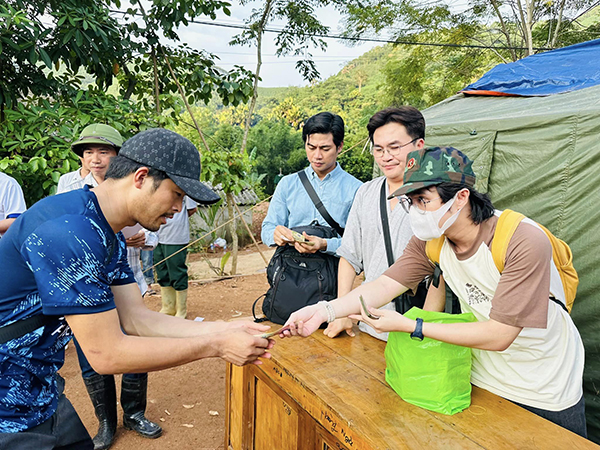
[399,195,441,214]
[371,138,418,158]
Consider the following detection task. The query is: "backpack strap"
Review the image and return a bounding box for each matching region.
[490,209,525,273]
[297,171,344,237]
[425,237,445,266]
[0,315,57,345]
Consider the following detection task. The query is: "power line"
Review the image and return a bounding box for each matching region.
[109,9,552,52]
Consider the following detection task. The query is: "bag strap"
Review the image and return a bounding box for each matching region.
[490,209,525,273]
[0,315,56,345]
[425,237,445,265]
[252,294,268,323]
[297,171,344,237]
[379,179,395,267]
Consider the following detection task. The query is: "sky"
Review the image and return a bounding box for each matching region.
[169,2,381,87]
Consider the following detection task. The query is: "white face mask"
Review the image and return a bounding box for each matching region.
[409,194,461,241]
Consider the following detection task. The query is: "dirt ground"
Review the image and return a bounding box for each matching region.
[60,273,271,450]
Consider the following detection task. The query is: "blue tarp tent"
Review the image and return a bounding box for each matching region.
[462,38,600,96]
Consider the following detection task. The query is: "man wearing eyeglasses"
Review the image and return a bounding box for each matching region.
[324,107,426,340]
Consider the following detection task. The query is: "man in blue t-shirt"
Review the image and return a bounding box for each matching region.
[0,129,274,449]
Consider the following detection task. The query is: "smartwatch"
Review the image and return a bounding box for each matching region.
[410,318,424,341]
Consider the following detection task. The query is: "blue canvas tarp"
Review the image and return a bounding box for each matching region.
[462,38,600,96]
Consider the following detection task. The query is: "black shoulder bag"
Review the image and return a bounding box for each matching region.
[253,171,342,324]
[379,180,428,314]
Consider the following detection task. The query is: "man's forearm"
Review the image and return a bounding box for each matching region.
[337,257,358,297]
[330,275,406,319]
[122,306,231,338]
[93,333,221,374]
[0,218,16,233]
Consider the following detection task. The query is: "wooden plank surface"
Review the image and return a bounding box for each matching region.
[258,323,597,450]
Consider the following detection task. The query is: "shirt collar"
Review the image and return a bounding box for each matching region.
[306,162,341,181]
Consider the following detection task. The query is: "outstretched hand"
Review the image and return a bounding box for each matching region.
[281,303,328,338]
[348,307,412,335]
[227,321,271,334]
[218,328,275,366]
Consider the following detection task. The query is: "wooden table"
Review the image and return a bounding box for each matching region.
[225,324,597,450]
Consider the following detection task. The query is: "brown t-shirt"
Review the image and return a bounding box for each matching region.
[384,215,552,328]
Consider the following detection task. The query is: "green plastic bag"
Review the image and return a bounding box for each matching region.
[384,307,477,415]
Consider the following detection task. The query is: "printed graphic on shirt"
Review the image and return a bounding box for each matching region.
[465,283,492,307]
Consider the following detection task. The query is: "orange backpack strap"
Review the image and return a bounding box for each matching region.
[425,237,445,265]
[490,210,525,273]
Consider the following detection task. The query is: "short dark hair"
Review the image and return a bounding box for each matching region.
[302,112,344,148]
[367,107,425,143]
[105,155,169,190]
[435,183,495,224]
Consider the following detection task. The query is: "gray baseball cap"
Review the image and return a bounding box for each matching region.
[119,128,220,205]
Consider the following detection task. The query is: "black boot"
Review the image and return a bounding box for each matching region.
[121,374,163,439]
[83,374,118,450]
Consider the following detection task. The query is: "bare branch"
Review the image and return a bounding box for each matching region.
[551,0,567,48]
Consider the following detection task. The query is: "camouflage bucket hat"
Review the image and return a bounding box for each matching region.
[71,123,123,156]
[390,146,476,198]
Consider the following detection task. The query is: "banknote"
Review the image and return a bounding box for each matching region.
[255,325,291,339]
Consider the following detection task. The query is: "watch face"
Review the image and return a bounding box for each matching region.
[410,334,423,341]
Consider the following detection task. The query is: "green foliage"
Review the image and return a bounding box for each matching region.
[0,89,167,204]
[0,0,255,115]
[337,0,600,61]
[381,34,495,108]
[338,144,374,183]
[200,147,254,196]
[0,0,125,110]
[246,120,305,194]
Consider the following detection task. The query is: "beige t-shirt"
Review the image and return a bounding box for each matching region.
[385,214,551,328]
[384,212,584,410]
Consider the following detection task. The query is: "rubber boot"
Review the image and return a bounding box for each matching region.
[175,289,188,318]
[159,286,176,315]
[83,374,117,450]
[121,374,163,439]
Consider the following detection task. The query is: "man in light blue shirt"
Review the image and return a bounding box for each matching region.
[261,112,362,254]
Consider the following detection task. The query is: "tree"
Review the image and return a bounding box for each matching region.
[334,1,599,108]
[0,0,254,117]
[0,89,166,204]
[230,0,333,154]
[337,0,600,62]
[1,0,256,201]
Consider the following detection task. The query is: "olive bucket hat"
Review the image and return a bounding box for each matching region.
[390,146,476,198]
[71,123,123,157]
[118,128,221,205]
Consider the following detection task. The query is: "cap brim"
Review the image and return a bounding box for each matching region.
[71,138,121,156]
[169,174,221,205]
[388,180,441,199]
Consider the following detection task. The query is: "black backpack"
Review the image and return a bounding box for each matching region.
[253,171,345,325]
[255,223,339,324]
